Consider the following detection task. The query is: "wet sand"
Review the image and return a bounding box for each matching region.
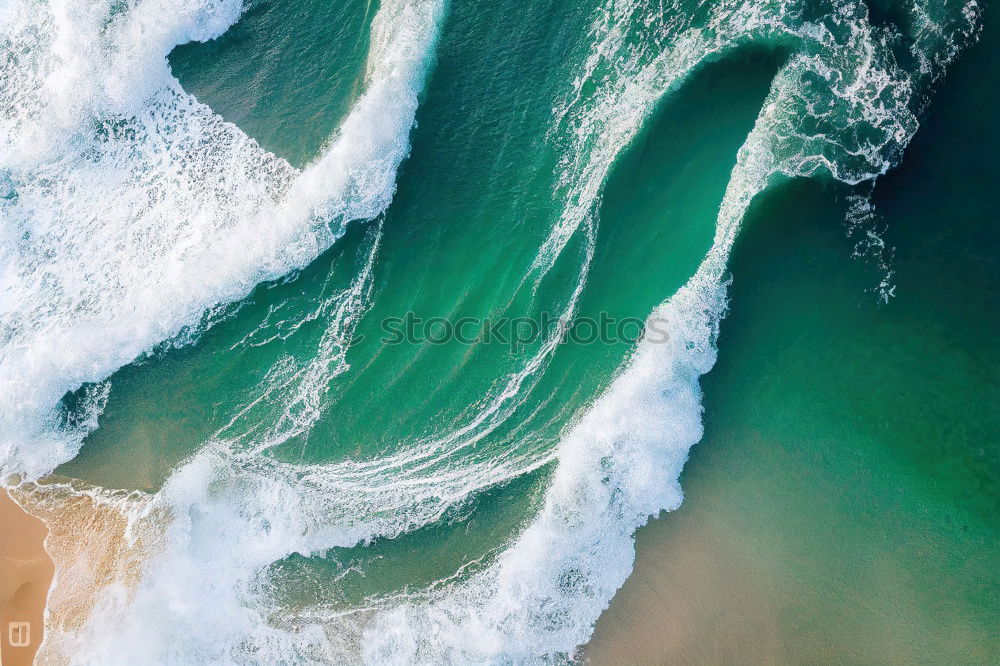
[584,452,998,666]
[583,505,784,665]
[0,488,53,666]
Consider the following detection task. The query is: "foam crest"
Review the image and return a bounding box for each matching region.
[356,58,781,664]
[0,0,446,478]
[354,0,982,661]
[11,0,982,662]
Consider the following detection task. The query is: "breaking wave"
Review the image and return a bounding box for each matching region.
[1,0,981,663]
[0,0,446,477]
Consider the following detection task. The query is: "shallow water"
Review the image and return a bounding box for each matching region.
[0,0,994,662]
[590,14,1000,657]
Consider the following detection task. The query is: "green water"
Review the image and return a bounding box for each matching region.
[35,0,996,660]
[57,16,783,594]
[592,6,1000,660]
[170,0,377,167]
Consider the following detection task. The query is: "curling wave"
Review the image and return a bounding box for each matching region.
[0,0,446,477]
[3,0,982,663]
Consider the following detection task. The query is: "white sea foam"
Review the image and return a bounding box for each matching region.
[8,0,981,663]
[356,0,981,662]
[356,57,778,665]
[0,0,446,478]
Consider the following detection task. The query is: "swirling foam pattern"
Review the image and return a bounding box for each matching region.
[0,0,982,663]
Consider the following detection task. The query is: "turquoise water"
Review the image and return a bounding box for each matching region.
[0,0,995,662]
[592,16,999,659]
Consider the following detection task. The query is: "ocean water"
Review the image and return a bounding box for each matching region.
[0,0,994,663]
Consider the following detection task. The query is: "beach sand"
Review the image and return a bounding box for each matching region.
[583,92,1000,662]
[0,488,53,666]
[583,499,786,665]
[583,439,998,665]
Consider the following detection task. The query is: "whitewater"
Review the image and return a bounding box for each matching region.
[0,0,983,663]
[0,0,445,477]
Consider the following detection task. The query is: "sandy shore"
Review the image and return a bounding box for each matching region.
[582,431,999,665]
[0,488,53,666]
[583,504,784,665]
